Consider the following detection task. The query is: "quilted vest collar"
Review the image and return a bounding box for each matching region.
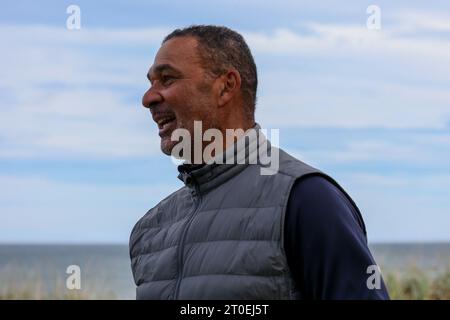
[177,123,268,195]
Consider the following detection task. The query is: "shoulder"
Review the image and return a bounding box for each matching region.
[292,175,349,206]
[262,147,323,178]
[287,175,367,237]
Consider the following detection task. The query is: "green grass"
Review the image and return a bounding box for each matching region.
[384,266,450,300]
[1,264,449,300]
[0,280,117,300]
[0,263,118,300]
[0,281,117,300]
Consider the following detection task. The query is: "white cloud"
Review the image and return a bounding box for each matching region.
[390,10,450,33]
[2,17,450,161]
[0,175,180,243]
[0,88,160,159]
[0,25,163,88]
[245,14,450,62]
[256,82,450,129]
[0,25,164,160]
[0,25,170,46]
[246,14,450,129]
[285,130,450,169]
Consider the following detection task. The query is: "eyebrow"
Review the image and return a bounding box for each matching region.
[147,64,182,82]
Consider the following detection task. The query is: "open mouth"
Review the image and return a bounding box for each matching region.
[156,115,177,135]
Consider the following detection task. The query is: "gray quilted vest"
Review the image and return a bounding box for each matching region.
[129,126,365,299]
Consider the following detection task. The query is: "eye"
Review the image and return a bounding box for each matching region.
[161,75,176,86]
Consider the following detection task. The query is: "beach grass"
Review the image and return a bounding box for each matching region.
[1,264,449,300]
[0,279,118,300]
[0,263,118,300]
[384,266,450,300]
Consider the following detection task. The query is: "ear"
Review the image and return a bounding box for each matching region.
[217,69,242,107]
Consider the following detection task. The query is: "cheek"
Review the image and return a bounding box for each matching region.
[166,85,193,110]
[167,84,213,123]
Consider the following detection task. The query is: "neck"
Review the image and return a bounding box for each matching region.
[181,119,256,165]
[221,120,256,152]
[202,120,257,165]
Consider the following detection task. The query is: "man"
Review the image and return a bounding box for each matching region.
[129,25,389,300]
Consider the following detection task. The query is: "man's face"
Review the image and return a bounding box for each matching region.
[142,36,218,155]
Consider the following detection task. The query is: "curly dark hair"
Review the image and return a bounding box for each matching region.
[163,25,257,120]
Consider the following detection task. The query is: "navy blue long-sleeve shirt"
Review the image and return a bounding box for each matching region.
[284,175,390,299]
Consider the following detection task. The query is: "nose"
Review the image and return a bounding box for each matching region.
[142,86,163,109]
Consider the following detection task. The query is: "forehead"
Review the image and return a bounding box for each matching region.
[148,36,202,76]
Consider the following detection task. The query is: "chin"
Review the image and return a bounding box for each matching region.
[160,145,172,156]
[160,139,176,156]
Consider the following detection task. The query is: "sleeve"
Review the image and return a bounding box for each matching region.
[283,175,390,299]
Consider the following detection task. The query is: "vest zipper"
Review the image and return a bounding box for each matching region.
[173,187,202,299]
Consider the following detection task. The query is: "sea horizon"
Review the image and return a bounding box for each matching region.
[1,242,449,299]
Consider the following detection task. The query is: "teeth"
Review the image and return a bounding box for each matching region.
[157,116,174,126]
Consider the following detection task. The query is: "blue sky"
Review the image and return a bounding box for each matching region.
[1,0,450,243]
